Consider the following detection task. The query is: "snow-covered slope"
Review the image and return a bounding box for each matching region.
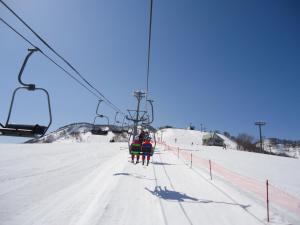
[157,128,237,149]
[262,139,300,158]
[1,128,299,225]
[0,143,298,225]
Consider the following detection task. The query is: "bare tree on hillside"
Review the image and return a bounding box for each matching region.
[236,133,258,152]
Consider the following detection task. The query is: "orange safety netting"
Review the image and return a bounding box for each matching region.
[158,142,300,218]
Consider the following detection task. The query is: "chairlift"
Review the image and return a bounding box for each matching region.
[91,100,109,135]
[114,111,120,125]
[111,111,123,134]
[127,124,156,155]
[0,48,52,138]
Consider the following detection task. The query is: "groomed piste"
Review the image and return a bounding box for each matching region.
[0,128,299,225]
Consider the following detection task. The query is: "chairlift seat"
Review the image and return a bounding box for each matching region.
[91,129,108,135]
[0,123,47,137]
[112,128,122,134]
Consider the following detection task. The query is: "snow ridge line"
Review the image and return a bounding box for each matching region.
[160,142,300,219]
[156,151,194,225]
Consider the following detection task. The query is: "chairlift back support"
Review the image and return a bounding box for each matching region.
[91,116,109,135]
[0,48,52,138]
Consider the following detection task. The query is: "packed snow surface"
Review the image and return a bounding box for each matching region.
[158,128,300,198]
[0,139,299,224]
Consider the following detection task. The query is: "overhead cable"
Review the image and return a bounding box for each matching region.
[146,0,153,101]
[0,0,125,114]
[0,17,101,100]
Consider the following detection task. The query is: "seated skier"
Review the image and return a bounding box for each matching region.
[138,129,145,144]
[130,136,141,164]
[141,136,153,166]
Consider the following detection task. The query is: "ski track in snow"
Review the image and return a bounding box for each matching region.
[0,143,297,225]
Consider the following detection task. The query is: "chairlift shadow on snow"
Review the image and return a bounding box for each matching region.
[145,186,250,209]
[113,172,155,180]
[145,186,198,202]
[153,152,163,155]
[151,161,174,166]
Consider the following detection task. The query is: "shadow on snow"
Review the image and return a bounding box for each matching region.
[145,186,250,209]
[151,161,174,166]
[113,172,155,180]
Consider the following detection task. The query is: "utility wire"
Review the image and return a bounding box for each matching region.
[0,17,101,100]
[0,0,125,115]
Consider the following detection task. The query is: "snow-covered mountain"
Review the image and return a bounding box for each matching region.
[26,123,129,144]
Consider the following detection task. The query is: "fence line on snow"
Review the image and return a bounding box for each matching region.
[158,142,300,221]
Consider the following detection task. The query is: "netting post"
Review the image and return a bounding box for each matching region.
[209,160,212,180]
[177,147,179,159]
[190,153,193,168]
[266,179,270,222]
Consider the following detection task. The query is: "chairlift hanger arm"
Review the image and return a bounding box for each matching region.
[18,48,40,89]
[95,100,103,116]
[114,111,120,124]
[147,99,154,124]
[142,114,150,125]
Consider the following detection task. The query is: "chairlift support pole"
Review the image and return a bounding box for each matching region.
[126,91,148,138]
[255,121,266,152]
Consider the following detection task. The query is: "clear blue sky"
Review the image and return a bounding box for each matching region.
[1,0,299,143]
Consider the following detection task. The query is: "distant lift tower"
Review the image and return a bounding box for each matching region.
[126,91,148,138]
[255,121,266,152]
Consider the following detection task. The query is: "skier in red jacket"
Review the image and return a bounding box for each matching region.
[141,136,153,166]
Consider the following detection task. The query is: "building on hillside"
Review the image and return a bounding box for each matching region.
[187,123,195,130]
[202,132,224,147]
